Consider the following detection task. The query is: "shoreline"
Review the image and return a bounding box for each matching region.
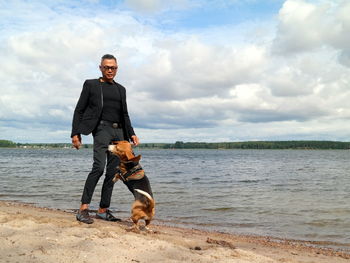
[1,201,349,263]
[1,147,350,150]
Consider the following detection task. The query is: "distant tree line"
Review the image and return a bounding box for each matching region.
[0,140,91,149]
[138,140,350,150]
[0,140,17,147]
[1,139,350,149]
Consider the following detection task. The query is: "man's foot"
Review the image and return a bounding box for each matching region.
[96,209,121,222]
[76,209,94,224]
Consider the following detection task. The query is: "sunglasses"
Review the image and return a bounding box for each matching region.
[101,66,118,71]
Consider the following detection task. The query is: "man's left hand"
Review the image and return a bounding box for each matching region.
[131,135,139,146]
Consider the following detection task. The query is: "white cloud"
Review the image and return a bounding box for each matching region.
[273,0,350,61]
[125,38,267,100]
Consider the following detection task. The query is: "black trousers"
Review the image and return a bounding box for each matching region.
[81,122,124,208]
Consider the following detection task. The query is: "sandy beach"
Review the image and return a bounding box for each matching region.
[0,201,349,263]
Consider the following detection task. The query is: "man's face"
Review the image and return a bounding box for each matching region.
[100,58,118,82]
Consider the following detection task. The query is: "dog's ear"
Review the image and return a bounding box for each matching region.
[125,150,135,160]
[129,155,141,163]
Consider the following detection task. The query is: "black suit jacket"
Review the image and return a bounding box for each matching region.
[71,78,135,141]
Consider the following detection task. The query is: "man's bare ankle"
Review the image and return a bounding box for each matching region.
[80,204,89,211]
[98,208,107,214]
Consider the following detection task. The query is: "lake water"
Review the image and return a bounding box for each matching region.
[0,148,349,250]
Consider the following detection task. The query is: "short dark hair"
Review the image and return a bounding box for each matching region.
[101,54,116,61]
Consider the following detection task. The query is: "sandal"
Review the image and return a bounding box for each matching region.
[76,209,94,224]
[96,209,121,222]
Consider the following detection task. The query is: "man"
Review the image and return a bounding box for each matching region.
[71,54,139,224]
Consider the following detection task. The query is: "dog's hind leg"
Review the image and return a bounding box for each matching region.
[130,213,142,232]
[144,220,153,232]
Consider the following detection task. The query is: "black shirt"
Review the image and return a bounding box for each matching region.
[100,81,122,123]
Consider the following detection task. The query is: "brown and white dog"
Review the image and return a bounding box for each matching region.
[108,140,155,231]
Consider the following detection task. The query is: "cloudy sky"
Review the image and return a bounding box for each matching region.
[0,0,349,143]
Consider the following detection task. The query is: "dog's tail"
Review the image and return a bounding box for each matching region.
[134,189,155,209]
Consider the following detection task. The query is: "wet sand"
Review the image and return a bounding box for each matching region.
[0,201,349,263]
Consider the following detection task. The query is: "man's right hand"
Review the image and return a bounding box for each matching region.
[72,135,82,149]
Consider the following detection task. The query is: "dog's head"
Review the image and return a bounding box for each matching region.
[108,140,141,163]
